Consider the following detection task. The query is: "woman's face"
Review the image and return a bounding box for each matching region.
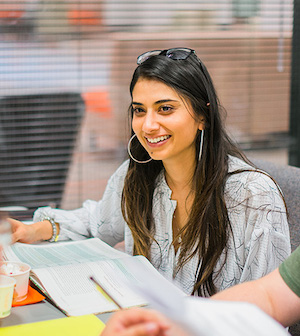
[131,78,204,165]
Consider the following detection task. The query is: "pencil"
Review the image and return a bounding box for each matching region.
[89,276,123,310]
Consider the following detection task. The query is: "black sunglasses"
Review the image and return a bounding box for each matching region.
[137,48,196,65]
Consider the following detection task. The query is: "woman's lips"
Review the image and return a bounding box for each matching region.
[145,135,171,147]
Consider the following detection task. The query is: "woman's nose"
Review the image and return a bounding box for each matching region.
[142,112,159,132]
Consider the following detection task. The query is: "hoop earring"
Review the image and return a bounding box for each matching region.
[198,130,204,161]
[127,134,153,164]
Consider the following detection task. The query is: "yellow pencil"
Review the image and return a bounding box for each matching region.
[89,276,123,310]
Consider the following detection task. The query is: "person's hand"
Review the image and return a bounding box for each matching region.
[9,218,52,244]
[9,218,37,244]
[101,308,171,336]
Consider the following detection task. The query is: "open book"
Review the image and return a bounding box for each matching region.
[3,238,184,316]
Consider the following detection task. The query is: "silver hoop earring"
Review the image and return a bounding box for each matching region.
[198,130,204,161]
[127,134,153,164]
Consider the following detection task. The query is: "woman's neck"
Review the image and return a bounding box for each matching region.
[164,157,197,247]
[164,158,196,191]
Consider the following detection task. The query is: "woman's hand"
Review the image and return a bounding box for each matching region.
[101,308,171,336]
[9,218,52,244]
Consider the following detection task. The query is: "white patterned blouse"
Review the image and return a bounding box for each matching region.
[33,156,291,295]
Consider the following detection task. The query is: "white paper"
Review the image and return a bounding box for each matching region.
[32,258,148,316]
[3,239,184,316]
[3,238,127,269]
[125,271,290,336]
[123,256,186,321]
[183,297,290,336]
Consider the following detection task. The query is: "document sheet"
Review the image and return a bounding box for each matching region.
[3,238,184,316]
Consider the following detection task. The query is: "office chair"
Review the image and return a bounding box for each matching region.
[252,158,300,336]
[0,92,84,220]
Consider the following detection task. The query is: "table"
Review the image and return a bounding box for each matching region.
[0,299,113,328]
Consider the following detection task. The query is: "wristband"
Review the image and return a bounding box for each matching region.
[43,216,59,242]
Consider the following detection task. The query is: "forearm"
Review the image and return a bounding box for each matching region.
[212,269,300,327]
[33,206,95,242]
[10,218,55,244]
[211,277,274,318]
[33,220,58,241]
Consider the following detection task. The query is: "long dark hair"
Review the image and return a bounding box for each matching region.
[121,51,255,296]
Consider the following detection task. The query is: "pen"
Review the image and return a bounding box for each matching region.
[89,276,123,310]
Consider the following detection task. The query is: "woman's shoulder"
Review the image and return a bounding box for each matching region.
[228,155,253,172]
[114,159,130,175]
[226,155,281,196]
[107,160,130,185]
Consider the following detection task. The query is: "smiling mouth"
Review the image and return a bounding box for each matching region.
[145,135,171,144]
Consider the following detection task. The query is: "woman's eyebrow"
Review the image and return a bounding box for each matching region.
[155,99,178,104]
[131,99,179,106]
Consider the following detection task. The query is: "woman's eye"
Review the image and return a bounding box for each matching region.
[132,107,145,115]
[159,106,173,113]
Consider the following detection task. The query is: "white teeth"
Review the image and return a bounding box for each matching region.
[146,135,170,144]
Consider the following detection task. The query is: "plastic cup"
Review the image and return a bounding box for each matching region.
[0,261,31,303]
[0,275,16,318]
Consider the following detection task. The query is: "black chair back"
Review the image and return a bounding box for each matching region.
[0,92,84,220]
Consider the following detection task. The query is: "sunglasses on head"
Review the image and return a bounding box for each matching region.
[137,48,196,65]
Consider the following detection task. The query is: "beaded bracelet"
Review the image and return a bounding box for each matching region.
[43,216,59,242]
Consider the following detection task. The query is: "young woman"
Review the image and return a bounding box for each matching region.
[10,48,291,296]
